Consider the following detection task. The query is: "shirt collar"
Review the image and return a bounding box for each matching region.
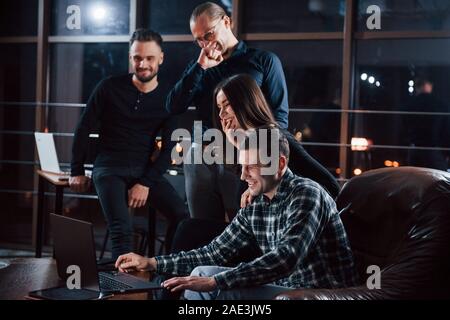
[257,168,295,205]
[229,41,247,59]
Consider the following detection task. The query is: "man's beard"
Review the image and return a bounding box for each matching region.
[134,68,158,83]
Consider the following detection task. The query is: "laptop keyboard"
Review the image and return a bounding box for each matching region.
[99,272,133,291]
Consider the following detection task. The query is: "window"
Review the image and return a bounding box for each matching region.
[51,0,130,36]
[356,39,450,109]
[0,44,37,102]
[49,43,129,104]
[357,0,450,31]
[0,0,38,36]
[353,39,450,172]
[243,0,345,33]
[144,0,232,35]
[248,40,342,173]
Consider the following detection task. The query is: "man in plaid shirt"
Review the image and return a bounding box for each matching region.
[115,129,358,299]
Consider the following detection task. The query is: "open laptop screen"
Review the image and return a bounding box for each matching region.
[34,132,62,174]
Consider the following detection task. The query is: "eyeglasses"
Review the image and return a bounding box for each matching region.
[194,16,224,46]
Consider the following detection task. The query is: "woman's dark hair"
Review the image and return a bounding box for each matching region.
[212,74,277,130]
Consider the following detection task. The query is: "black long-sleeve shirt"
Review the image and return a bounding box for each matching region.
[166,41,289,130]
[71,74,177,188]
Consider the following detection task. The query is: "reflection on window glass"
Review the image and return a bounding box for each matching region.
[0,0,38,36]
[51,0,130,35]
[248,41,342,121]
[356,39,450,109]
[243,0,345,33]
[0,107,35,132]
[357,0,450,31]
[347,117,412,177]
[248,41,342,174]
[292,109,341,173]
[48,43,128,161]
[354,39,450,172]
[145,0,232,35]
[0,44,37,102]
[0,134,34,163]
[49,43,129,103]
[348,112,449,177]
[0,162,34,190]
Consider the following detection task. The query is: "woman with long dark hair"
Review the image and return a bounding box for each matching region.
[212,73,340,201]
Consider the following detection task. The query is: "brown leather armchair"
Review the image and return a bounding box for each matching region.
[276,167,450,300]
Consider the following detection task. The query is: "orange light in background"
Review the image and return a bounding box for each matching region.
[335,168,342,175]
[384,160,400,167]
[351,137,372,151]
[353,168,362,176]
[44,127,49,133]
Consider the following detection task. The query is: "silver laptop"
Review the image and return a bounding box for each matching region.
[34,132,70,180]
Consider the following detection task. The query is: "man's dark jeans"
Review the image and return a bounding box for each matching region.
[92,166,188,259]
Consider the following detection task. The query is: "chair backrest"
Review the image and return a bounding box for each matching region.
[336,167,450,299]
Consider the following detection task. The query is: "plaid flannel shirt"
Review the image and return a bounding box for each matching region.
[155,169,359,290]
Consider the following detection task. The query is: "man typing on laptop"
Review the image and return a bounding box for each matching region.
[115,129,358,300]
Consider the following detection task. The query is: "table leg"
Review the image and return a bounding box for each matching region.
[148,207,156,257]
[55,186,63,216]
[35,175,45,258]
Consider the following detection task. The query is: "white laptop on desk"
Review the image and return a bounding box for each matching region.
[34,132,94,181]
[34,132,70,181]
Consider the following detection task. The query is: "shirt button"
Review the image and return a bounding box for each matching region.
[137,100,140,103]
[134,106,137,110]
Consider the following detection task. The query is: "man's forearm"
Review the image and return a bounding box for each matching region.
[166,62,204,115]
[154,243,225,276]
[71,129,89,176]
[148,257,157,271]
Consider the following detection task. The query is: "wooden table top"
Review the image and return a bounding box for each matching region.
[37,170,70,186]
[0,258,152,300]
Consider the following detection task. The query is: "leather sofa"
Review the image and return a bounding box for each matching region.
[275,167,450,300]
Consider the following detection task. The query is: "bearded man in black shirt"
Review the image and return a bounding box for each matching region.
[69,29,187,259]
